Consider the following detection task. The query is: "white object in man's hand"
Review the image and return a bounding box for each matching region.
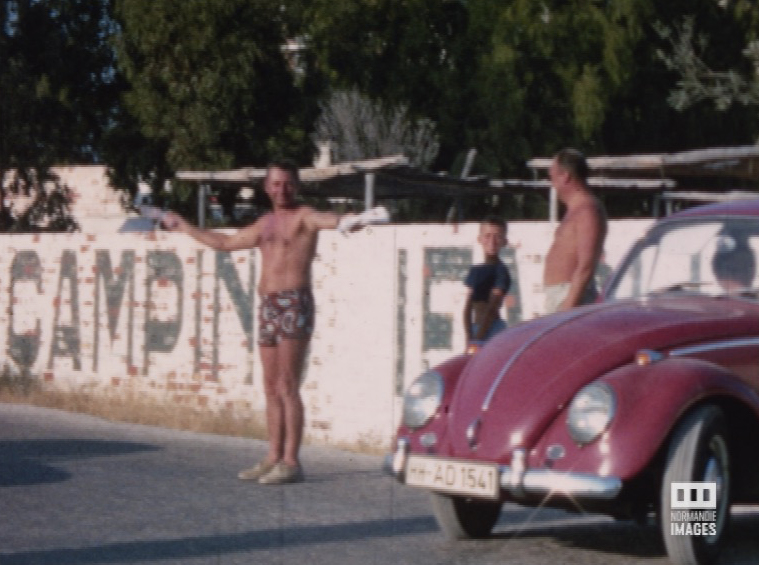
[337,206,390,235]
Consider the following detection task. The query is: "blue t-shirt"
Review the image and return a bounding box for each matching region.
[465,260,511,302]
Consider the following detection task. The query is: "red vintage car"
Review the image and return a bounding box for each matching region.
[386,198,759,565]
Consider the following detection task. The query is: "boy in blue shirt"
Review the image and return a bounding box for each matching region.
[463,216,510,350]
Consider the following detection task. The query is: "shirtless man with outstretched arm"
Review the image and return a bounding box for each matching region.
[543,148,607,314]
[164,160,354,484]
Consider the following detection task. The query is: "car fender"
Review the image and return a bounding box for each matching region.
[428,353,471,409]
[531,357,759,481]
[394,354,470,448]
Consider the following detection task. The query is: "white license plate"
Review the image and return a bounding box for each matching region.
[405,455,500,499]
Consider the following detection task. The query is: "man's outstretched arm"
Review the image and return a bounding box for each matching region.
[163,212,261,251]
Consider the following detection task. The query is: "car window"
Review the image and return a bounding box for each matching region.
[608,218,759,300]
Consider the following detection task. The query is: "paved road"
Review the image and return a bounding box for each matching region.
[1,404,757,565]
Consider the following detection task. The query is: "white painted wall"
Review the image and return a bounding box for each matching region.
[0,219,652,449]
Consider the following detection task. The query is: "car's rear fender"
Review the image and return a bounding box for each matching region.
[530,357,759,482]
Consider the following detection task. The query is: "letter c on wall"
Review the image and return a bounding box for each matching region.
[9,251,42,370]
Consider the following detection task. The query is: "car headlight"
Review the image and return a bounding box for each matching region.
[402,370,444,429]
[567,382,616,445]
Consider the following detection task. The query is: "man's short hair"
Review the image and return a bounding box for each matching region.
[481,214,507,232]
[266,158,301,185]
[555,148,589,183]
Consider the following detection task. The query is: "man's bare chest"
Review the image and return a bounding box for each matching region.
[261,227,294,249]
[259,213,315,256]
[553,217,577,243]
[262,213,298,243]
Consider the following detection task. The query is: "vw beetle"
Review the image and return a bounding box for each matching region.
[387,199,759,565]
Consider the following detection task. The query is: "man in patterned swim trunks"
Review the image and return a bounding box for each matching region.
[164,159,358,484]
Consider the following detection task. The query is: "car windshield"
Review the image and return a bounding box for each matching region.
[606,216,759,300]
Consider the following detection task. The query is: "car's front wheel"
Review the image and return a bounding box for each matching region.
[660,405,731,565]
[430,492,502,539]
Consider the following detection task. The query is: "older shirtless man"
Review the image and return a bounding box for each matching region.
[164,160,355,484]
[543,148,607,314]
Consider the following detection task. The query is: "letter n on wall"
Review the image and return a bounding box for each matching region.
[212,251,255,383]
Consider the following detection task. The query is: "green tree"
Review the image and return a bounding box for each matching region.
[657,1,759,113]
[304,0,661,172]
[301,0,473,170]
[467,0,759,174]
[468,0,666,167]
[304,0,759,181]
[0,0,116,231]
[609,0,758,153]
[313,88,439,168]
[113,0,313,207]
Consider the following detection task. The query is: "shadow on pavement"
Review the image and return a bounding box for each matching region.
[496,518,665,559]
[0,439,159,487]
[0,515,437,564]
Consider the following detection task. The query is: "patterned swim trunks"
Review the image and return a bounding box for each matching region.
[258,288,315,346]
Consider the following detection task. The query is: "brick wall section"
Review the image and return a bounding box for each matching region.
[0,220,652,449]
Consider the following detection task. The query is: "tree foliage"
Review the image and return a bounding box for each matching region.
[114,0,309,175]
[313,89,440,169]
[301,0,474,169]
[0,0,115,230]
[657,5,759,113]
[465,0,643,169]
[4,0,759,229]
[302,0,759,176]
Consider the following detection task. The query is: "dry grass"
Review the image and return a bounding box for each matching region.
[0,368,268,441]
[335,431,389,456]
[0,367,388,455]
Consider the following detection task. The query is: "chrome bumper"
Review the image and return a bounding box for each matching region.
[384,439,622,501]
